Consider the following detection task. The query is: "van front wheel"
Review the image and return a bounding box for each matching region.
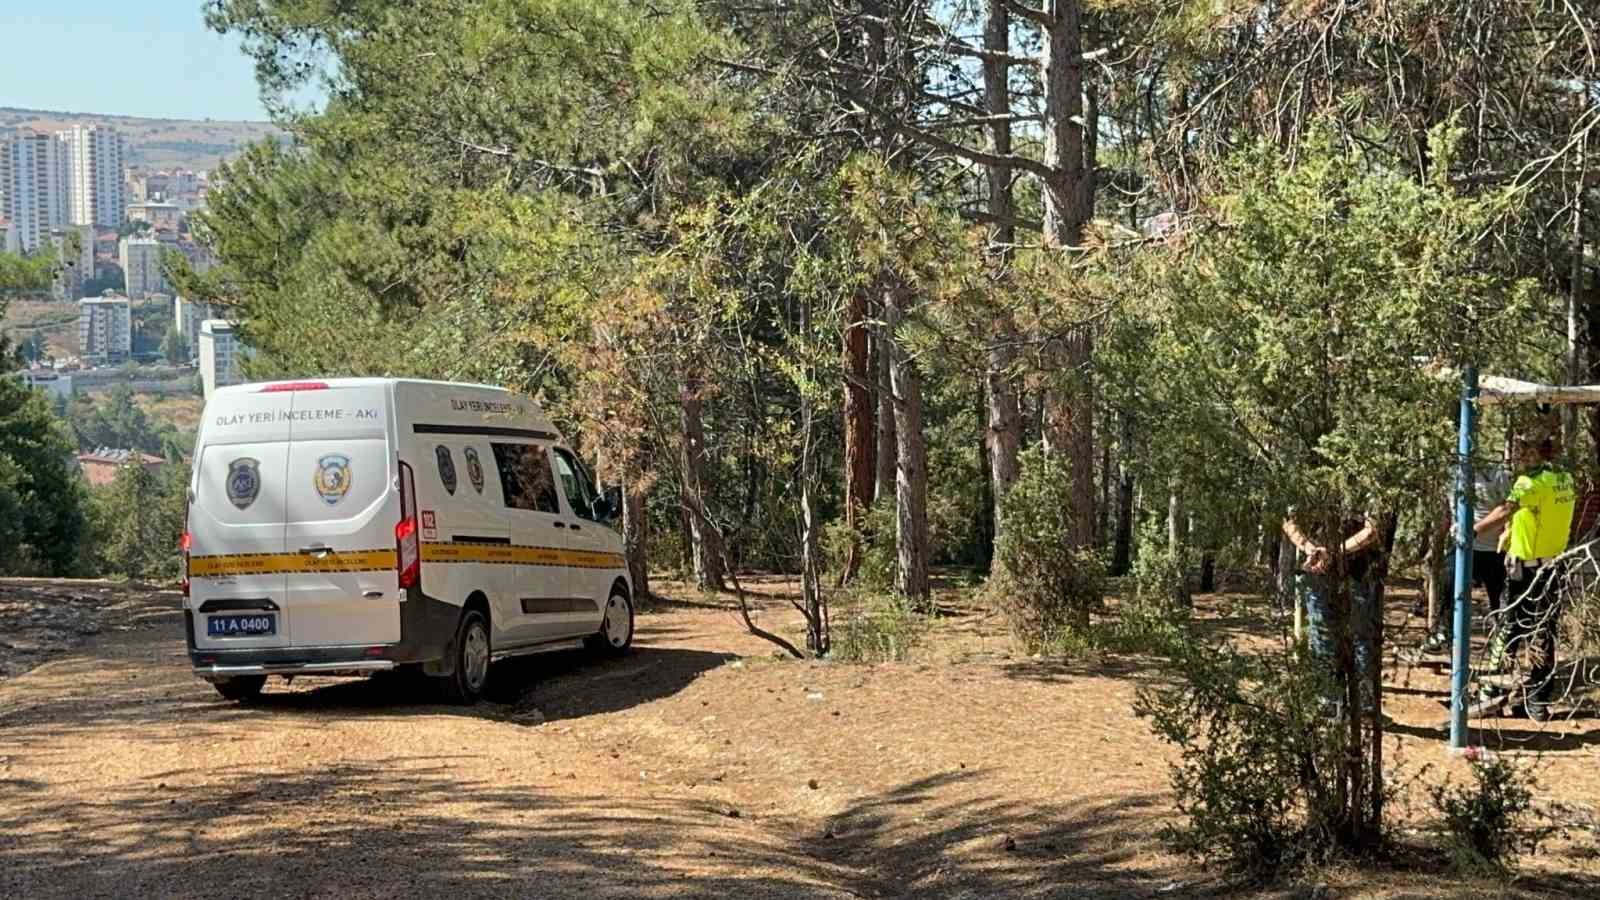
[441,609,490,705]
[213,675,266,703]
[586,589,634,656]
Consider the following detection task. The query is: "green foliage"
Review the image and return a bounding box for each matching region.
[1131,518,1191,610]
[829,591,927,663]
[825,501,897,592]
[0,377,88,574]
[1134,640,1354,876]
[160,326,190,364]
[1430,759,1545,872]
[84,460,188,580]
[65,385,187,456]
[990,448,1106,652]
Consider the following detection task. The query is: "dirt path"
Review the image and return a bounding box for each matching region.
[1,578,1597,898]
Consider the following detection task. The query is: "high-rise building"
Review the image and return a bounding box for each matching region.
[119,235,169,299]
[49,224,94,300]
[198,319,244,398]
[1,216,17,254]
[78,295,132,365]
[174,295,211,358]
[57,125,127,227]
[0,132,69,252]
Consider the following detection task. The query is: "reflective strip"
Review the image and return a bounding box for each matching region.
[421,542,624,569]
[190,542,624,576]
[190,549,398,577]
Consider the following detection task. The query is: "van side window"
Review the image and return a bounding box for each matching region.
[490,443,558,514]
[551,447,599,521]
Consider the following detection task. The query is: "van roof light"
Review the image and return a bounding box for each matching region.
[260,381,329,392]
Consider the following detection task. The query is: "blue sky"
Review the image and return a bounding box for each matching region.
[0,4,272,121]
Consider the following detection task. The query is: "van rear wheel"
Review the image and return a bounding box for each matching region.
[586,589,634,656]
[213,675,266,703]
[441,609,490,705]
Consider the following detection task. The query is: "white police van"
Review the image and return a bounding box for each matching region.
[183,378,633,704]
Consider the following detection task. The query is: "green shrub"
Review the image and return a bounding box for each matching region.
[1131,518,1190,610]
[830,590,926,663]
[824,500,897,592]
[1430,758,1544,871]
[1135,640,1354,876]
[991,449,1105,652]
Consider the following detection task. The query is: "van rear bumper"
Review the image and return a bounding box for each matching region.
[184,588,463,678]
[194,659,397,679]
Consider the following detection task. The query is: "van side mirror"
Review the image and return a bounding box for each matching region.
[596,485,623,523]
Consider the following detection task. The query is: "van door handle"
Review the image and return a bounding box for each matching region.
[553,521,567,529]
[569,524,582,532]
[301,546,332,558]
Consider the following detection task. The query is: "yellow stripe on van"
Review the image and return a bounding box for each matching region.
[189,549,398,577]
[189,543,623,577]
[420,542,625,570]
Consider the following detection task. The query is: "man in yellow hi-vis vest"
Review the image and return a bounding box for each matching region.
[1473,432,1576,722]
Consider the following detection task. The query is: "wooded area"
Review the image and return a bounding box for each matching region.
[156,0,1600,874]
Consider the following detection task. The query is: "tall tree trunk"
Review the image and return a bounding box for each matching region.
[800,299,828,654]
[875,322,898,503]
[679,371,726,591]
[981,0,1023,555]
[885,284,929,606]
[1167,486,1189,607]
[622,470,650,602]
[1110,413,1135,576]
[1038,0,1096,548]
[840,291,875,584]
[1567,124,1586,451]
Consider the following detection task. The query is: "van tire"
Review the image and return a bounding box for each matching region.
[441,609,490,705]
[213,675,267,703]
[586,588,634,656]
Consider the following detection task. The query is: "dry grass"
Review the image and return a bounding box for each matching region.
[0,574,1596,898]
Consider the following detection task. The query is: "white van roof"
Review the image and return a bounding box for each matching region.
[211,378,560,438]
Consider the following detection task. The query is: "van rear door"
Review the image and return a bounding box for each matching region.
[189,391,294,652]
[281,385,400,648]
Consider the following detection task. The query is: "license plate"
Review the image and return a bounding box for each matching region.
[207,614,276,637]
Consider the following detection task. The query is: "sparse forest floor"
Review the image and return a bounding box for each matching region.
[1,575,1598,898]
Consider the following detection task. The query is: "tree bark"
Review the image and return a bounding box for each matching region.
[840,290,875,584]
[679,371,726,591]
[801,299,828,654]
[1167,486,1189,607]
[874,321,898,504]
[885,284,930,606]
[1110,412,1135,576]
[981,0,1023,555]
[622,471,650,603]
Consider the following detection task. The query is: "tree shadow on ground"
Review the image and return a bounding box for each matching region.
[0,763,1227,899]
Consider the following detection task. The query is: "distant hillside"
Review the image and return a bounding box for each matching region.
[0,107,280,173]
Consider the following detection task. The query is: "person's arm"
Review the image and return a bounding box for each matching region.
[1474,501,1516,537]
[1342,520,1381,556]
[1283,517,1329,573]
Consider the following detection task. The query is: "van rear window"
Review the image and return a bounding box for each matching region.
[491,443,558,514]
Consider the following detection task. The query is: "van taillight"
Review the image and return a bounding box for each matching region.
[259,381,329,392]
[396,461,420,590]
[180,530,192,597]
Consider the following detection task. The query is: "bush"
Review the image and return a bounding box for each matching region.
[1135,639,1355,876]
[1131,518,1190,610]
[824,500,897,592]
[829,590,926,663]
[1430,758,1544,871]
[991,449,1105,652]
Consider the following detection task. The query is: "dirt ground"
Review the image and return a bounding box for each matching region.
[1,576,1598,899]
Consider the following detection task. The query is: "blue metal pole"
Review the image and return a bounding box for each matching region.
[1450,366,1478,750]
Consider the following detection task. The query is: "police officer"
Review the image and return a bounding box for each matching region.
[1473,430,1576,721]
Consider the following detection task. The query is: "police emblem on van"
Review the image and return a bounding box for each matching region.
[314,454,353,506]
[226,458,261,510]
[464,446,484,493]
[436,445,457,495]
